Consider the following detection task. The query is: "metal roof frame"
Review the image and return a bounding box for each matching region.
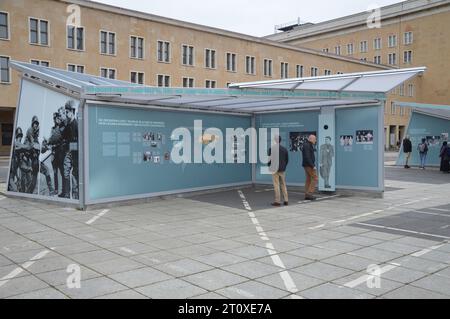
[10,60,427,115]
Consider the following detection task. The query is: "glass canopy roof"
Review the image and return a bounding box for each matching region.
[10,60,426,114]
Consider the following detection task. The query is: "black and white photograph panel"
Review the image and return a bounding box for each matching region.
[355,130,374,144]
[8,80,80,201]
[289,131,317,152]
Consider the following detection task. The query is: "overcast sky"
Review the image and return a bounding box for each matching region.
[95,0,405,36]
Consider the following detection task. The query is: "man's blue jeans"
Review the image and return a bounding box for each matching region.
[419,152,427,168]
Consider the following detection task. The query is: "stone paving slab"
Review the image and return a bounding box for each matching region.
[1,167,450,299]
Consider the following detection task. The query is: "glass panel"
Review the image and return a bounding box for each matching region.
[109,33,115,54]
[76,27,83,50]
[30,19,38,43]
[157,42,163,61]
[40,20,48,45]
[131,72,136,83]
[138,73,144,84]
[138,38,143,58]
[164,42,170,62]
[0,12,8,39]
[101,31,107,53]
[189,47,194,65]
[67,26,74,49]
[109,69,115,79]
[77,65,84,73]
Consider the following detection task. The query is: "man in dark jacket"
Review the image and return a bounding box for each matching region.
[302,135,318,201]
[268,135,289,207]
[402,135,412,168]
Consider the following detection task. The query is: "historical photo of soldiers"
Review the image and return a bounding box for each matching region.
[355,130,374,144]
[289,131,316,152]
[8,99,80,200]
[319,136,335,189]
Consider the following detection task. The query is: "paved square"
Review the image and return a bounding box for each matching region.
[0,166,449,299]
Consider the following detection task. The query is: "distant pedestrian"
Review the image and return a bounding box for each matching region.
[402,135,412,168]
[268,135,289,207]
[439,141,450,173]
[302,135,318,201]
[418,138,429,169]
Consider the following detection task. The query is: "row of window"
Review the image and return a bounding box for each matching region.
[323,32,414,56]
[387,103,412,116]
[0,12,351,78]
[361,51,413,65]
[389,83,415,97]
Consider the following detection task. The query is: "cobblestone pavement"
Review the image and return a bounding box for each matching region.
[0,166,449,299]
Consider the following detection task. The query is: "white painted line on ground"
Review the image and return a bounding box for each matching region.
[441,225,450,230]
[344,240,448,289]
[0,249,51,288]
[406,209,450,218]
[355,222,450,240]
[237,190,301,299]
[297,194,340,204]
[344,264,398,288]
[308,224,325,230]
[429,208,450,213]
[119,247,137,255]
[86,209,110,225]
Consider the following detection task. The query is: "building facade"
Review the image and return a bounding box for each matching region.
[267,0,450,149]
[1,0,391,155]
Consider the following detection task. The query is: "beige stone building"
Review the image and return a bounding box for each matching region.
[1,0,410,155]
[267,0,450,149]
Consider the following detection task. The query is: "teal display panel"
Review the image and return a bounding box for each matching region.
[87,104,252,202]
[335,106,380,188]
[255,111,320,185]
[397,112,450,167]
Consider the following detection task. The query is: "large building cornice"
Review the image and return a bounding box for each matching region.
[265,0,450,42]
[58,0,391,70]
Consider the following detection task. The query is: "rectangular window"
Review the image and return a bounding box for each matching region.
[205,49,216,69]
[280,62,289,79]
[391,102,396,115]
[0,56,10,83]
[205,80,216,88]
[404,32,413,45]
[361,58,367,62]
[226,53,236,72]
[30,60,49,67]
[245,56,255,75]
[374,38,382,50]
[67,25,84,50]
[399,84,405,96]
[157,75,170,87]
[374,56,381,64]
[67,64,84,73]
[322,48,329,53]
[0,12,8,40]
[182,77,194,88]
[100,31,115,55]
[347,43,354,55]
[310,67,318,77]
[130,71,144,85]
[296,65,304,78]
[324,69,332,76]
[157,41,170,62]
[360,41,368,53]
[334,46,341,55]
[29,18,49,45]
[1,124,13,146]
[100,68,116,79]
[130,36,144,59]
[182,45,195,66]
[263,59,273,77]
[403,50,412,64]
[400,106,405,116]
[408,83,414,97]
[388,35,397,48]
[388,53,397,65]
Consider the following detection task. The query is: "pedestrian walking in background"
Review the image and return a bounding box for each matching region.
[439,141,450,173]
[302,135,318,201]
[402,135,412,168]
[268,135,289,207]
[418,138,429,169]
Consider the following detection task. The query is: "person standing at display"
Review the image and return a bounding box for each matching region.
[402,135,412,169]
[418,138,429,169]
[439,141,450,173]
[302,135,318,201]
[320,136,334,189]
[268,135,289,207]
